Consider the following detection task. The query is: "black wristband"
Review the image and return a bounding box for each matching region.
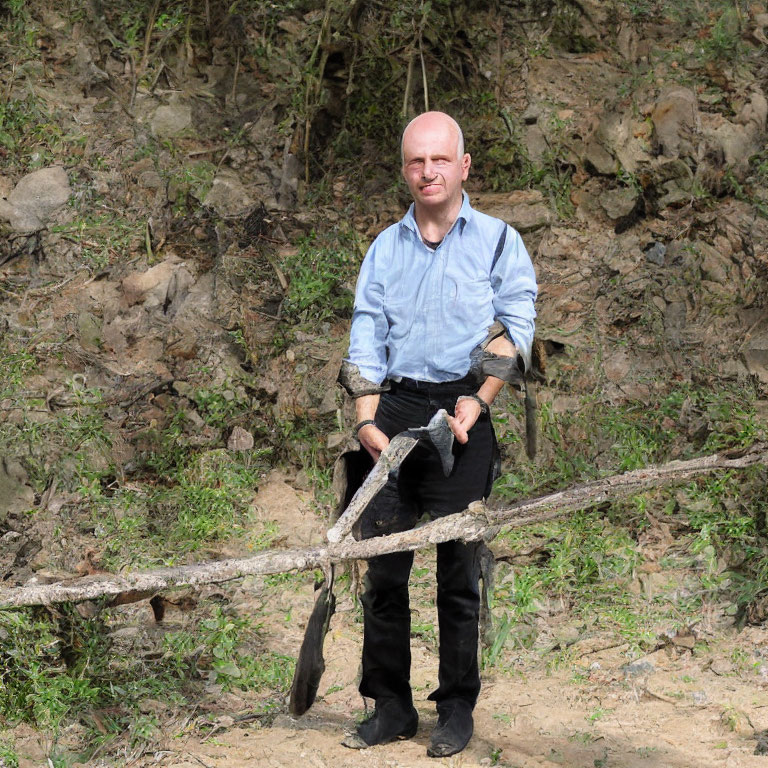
[353,419,376,437]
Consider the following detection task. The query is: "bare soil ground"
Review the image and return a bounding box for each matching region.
[8,475,768,768]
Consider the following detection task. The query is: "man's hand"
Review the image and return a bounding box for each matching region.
[358,423,390,461]
[448,397,482,444]
[446,329,518,444]
[355,393,387,460]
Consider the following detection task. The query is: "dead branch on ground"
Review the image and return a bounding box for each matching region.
[0,444,764,610]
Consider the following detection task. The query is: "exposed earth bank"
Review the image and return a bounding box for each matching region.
[2,1,768,766]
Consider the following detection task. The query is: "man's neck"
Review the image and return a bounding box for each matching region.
[413,195,463,243]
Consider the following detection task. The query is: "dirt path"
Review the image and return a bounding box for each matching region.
[125,621,768,768]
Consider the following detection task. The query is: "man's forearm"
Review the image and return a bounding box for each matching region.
[477,376,505,406]
[479,332,516,405]
[355,393,380,423]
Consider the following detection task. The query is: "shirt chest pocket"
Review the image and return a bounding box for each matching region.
[447,274,493,316]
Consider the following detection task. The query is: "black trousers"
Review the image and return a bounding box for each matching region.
[358,377,496,710]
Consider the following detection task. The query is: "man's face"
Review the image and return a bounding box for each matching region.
[401,117,470,211]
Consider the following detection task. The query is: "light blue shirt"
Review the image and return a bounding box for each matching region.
[347,193,537,384]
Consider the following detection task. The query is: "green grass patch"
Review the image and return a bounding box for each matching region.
[50,204,144,271]
[0,602,292,756]
[279,229,361,325]
[484,374,766,668]
[494,377,760,501]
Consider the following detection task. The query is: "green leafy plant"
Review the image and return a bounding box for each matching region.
[0,740,19,768]
[280,229,360,324]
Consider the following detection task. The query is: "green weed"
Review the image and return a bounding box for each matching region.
[698,7,748,63]
[0,740,18,768]
[163,608,293,691]
[495,378,759,501]
[0,343,37,401]
[51,205,144,271]
[0,601,291,745]
[279,229,359,325]
[486,105,574,218]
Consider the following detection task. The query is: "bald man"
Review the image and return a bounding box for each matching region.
[339,112,537,757]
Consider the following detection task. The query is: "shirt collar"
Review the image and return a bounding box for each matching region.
[401,191,474,236]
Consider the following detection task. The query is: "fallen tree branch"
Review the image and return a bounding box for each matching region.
[1,444,764,609]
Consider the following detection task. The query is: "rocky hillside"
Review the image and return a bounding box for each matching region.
[1,0,768,764]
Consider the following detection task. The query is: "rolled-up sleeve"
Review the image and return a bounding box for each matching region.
[346,241,390,385]
[491,225,538,371]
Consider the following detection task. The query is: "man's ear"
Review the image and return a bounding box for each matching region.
[462,153,471,180]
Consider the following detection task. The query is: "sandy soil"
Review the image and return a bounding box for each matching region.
[11,471,768,768]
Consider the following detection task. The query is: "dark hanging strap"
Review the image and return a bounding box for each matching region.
[491,223,507,272]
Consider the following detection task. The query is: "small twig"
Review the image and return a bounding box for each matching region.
[495,14,504,105]
[499,109,516,141]
[642,686,678,704]
[186,753,214,768]
[128,51,138,113]
[418,29,429,112]
[246,307,280,321]
[402,50,415,119]
[148,60,167,92]
[140,0,161,74]
[186,145,228,157]
[230,47,241,103]
[4,61,17,103]
[266,254,289,292]
[104,85,134,118]
[144,220,153,261]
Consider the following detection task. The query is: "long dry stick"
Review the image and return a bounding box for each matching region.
[0,445,764,609]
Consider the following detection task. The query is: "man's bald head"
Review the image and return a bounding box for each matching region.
[401,111,465,164]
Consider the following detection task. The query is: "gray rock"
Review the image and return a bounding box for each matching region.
[622,659,655,678]
[0,458,36,518]
[652,86,700,159]
[151,100,192,138]
[604,348,631,383]
[644,242,667,266]
[472,191,553,232]
[658,179,692,208]
[701,93,767,178]
[78,310,102,353]
[138,170,163,189]
[227,426,254,452]
[0,166,71,232]
[509,202,554,233]
[583,138,616,175]
[581,109,641,176]
[664,301,687,346]
[204,169,255,217]
[525,123,549,164]
[277,151,302,210]
[743,327,768,384]
[697,241,731,284]
[691,690,709,705]
[599,186,639,220]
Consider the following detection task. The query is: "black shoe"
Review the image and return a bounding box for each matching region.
[427,700,473,758]
[342,699,419,749]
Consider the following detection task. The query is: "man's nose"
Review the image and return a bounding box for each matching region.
[422,160,436,179]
